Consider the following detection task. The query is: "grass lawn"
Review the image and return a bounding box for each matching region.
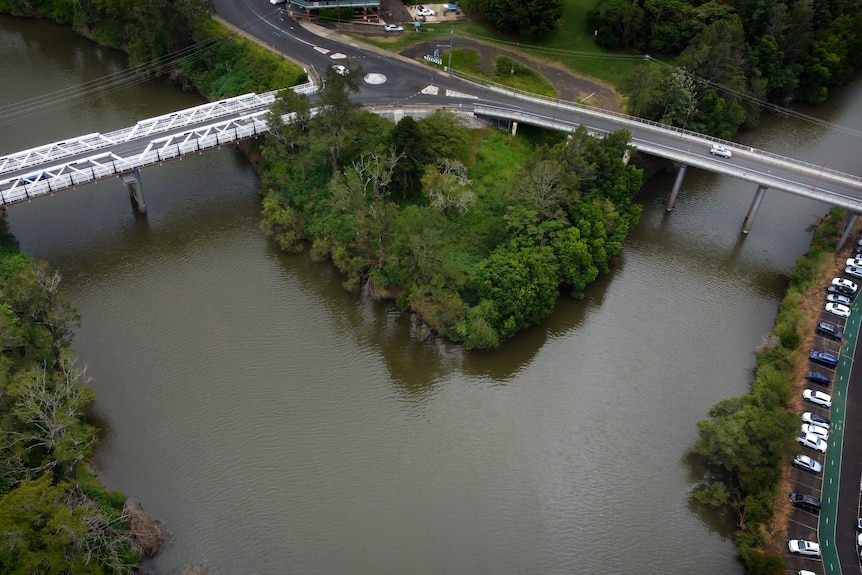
[349,0,649,90]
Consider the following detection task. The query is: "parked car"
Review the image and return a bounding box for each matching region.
[806,371,832,387]
[825,302,851,317]
[792,454,822,473]
[383,23,404,31]
[832,277,858,293]
[789,492,822,513]
[827,284,856,299]
[709,144,732,158]
[810,350,839,368]
[857,517,862,529]
[816,321,844,340]
[801,423,829,440]
[847,257,862,267]
[417,7,436,15]
[797,431,827,453]
[826,293,852,306]
[788,539,821,556]
[845,265,862,279]
[803,389,833,407]
[802,411,831,428]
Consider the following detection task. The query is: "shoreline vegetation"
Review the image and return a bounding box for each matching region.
[0,0,857,572]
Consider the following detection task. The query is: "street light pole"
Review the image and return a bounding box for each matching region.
[510,42,518,75]
[447,26,454,71]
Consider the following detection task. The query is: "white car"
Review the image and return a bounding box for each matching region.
[803,389,833,408]
[792,454,822,473]
[802,411,830,429]
[797,431,827,453]
[846,265,862,279]
[416,7,436,15]
[384,23,404,32]
[832,277,858,293]
[825,302,851,317]
[801,424,829,440]
[331,64,349,76]
[788,539,821,556]
[826,293,852,306]
[847,257,862,267]
[709,144,732,158]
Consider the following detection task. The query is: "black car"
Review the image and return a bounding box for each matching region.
[789,492,821,513]
[816,321,844,340]
[826,285,855,300]
[806,371,832,386]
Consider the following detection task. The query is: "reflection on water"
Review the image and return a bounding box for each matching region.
[4,13,862,574]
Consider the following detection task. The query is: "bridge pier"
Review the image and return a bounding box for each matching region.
[836,212,859,251]
[510,121,519,136]
[121,168,147,214]
[742,184,768,234]
[665,164,687,212]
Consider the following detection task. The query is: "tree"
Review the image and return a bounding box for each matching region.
[389,116,428,202]
[313,63,364,171]
[472,243,559,340]
[421,159,475,214]
[480,0,564,35]
[0,474,98,575]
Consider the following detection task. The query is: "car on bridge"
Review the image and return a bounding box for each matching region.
[803,389,832,408]
[709,144,732,158]
[816,321,844,340]
[809,350,838,368]
[831,277,858,295]
[825,302,851,317]
[788,539,821,556]
[792,454,823,473]
[802,411,830,428]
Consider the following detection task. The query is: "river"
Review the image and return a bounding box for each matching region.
[2,14,861,575]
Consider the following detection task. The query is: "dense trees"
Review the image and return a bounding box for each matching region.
[0,233,143,574]
[259,82,643,348]
[589,0,862,131]
[691,210,844,574]
[472,0,565,36]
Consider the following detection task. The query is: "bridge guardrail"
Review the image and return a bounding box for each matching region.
[449,69,862,187]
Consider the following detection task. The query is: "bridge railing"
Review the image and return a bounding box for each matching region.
[448,69,862,185]
[0,115,273,205]
[0,81,317,177]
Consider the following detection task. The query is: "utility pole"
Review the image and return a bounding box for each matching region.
[447,26,454,72]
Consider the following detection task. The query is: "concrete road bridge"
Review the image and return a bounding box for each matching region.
[2,3,862,245]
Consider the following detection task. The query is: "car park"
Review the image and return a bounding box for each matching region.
[831,277,858,294]
[826,293,852,306]
[806,371,831,387]
[383,23,404,31]
[845,265,862,279]
[789,492,822,513]
[709,144,732,158]
[788,539,821,556]
[802,411,830,428]
[803,389,832,407]
[825,302,851,317]
[816,321,844,340]
[792,454,823,473]
[809,350,838,368]
[797,431,827,453]
[801,423,829,440]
